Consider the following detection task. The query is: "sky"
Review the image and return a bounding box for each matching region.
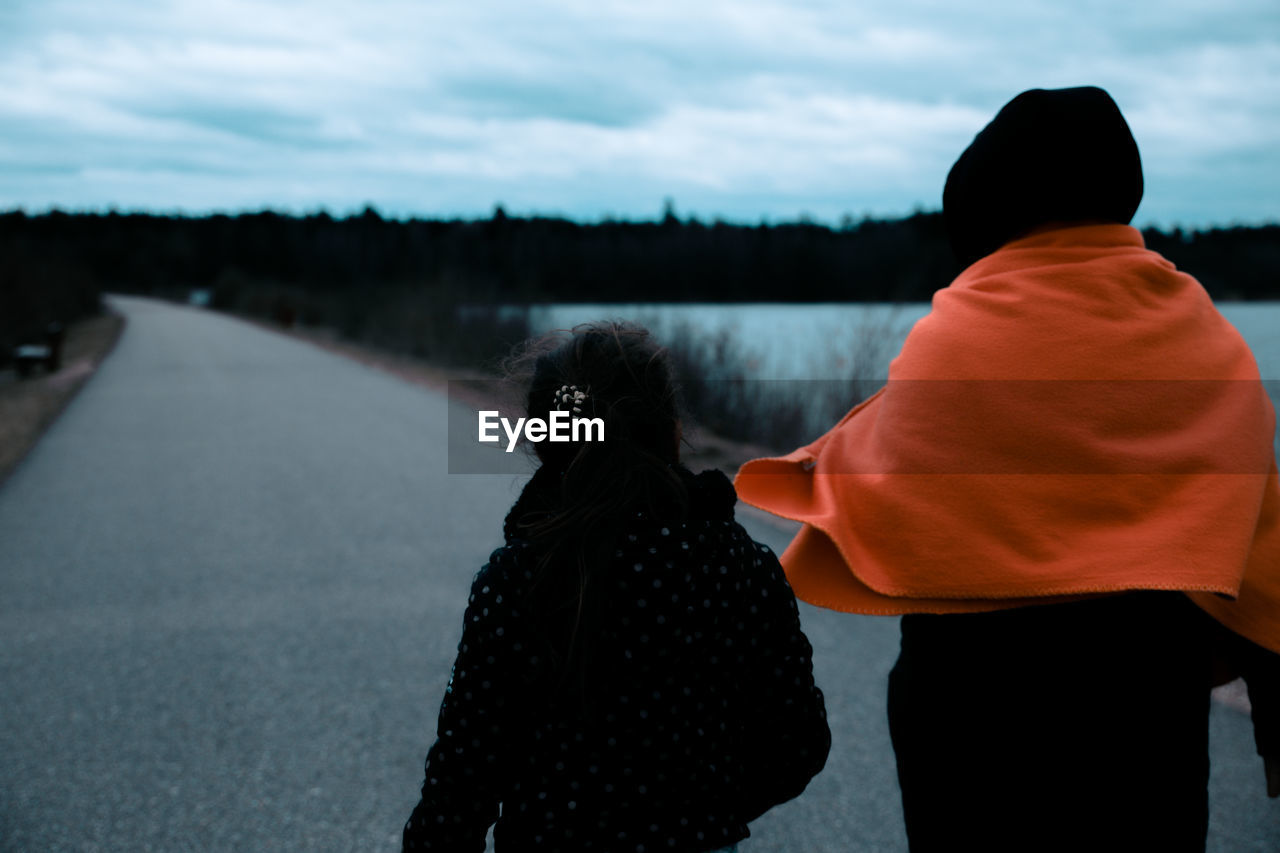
[1,0,1277,228]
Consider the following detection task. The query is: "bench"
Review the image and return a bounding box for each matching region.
[12,322,65,379]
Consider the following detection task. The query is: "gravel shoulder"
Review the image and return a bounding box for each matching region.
[0,310,126,485]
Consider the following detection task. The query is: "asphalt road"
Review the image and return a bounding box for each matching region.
[1,296,1276,851]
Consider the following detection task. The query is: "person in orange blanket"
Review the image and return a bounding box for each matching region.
[735,86,1279,852]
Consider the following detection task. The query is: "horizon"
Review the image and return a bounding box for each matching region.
[4,204,1275,233]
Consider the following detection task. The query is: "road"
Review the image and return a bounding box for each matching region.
[1,296,1276,851]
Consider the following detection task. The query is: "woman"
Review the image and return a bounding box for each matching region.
[736,86,1279,851]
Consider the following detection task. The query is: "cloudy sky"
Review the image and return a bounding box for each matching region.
[2,0,1276,227]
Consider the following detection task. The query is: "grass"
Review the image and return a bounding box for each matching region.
[0,310,125,485]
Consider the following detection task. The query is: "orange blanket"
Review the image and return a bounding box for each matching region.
[735,224,1280,654]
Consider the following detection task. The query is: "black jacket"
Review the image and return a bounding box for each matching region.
[404,467,830,852]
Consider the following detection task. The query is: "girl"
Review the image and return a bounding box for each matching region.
[403,322,830,852]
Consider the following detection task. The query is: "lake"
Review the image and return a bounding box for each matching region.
[529,302,1280,452]
[530,302,1280,381]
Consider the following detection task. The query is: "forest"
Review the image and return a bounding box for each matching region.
[3,206,1278,371]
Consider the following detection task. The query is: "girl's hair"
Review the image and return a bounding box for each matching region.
[504,321,689,693]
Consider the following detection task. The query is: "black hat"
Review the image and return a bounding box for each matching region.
[942,86,1143,267]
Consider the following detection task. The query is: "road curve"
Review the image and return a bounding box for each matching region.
[1,296,1274,851]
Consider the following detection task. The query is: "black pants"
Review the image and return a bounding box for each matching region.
[887,593,1212,853]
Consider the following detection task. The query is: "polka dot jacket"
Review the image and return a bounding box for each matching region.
[403,467,831,852]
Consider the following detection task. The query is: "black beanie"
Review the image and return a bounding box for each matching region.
[942,86,1143,267]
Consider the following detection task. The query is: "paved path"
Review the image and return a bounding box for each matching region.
[1,296,1275,851]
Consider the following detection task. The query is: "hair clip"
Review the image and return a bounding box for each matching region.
[554,384,589,415]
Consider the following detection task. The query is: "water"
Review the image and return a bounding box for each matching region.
[1220,303,1280,378]
[529,303,927,380]
[531,302,1280,380]
[530,302,1280,451]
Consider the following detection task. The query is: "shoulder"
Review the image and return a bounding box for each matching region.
[746,537,783,571]
[470,543,537,602]
[737,537,800,611]
[482,541,533,574]
[676,514,793,596]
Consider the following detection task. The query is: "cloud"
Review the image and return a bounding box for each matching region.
[0,0,1276,226]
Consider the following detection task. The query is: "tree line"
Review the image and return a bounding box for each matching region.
[3,206,1277,366]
